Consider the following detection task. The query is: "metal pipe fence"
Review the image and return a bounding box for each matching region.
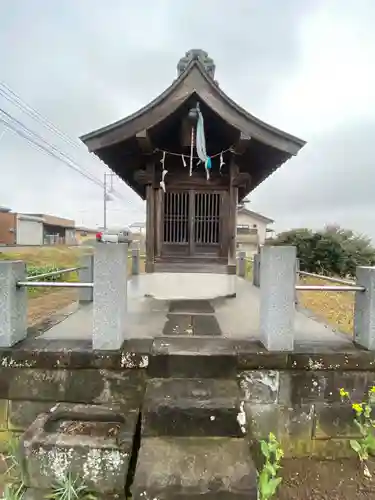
[295,284,365,292]
[17,281,93,288]
[235,247,375,351]
[0,241,144,350]
[25,266,83,281]
[297,270,355,286]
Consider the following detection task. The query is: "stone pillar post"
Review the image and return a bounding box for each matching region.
[79,254,94,303]
[354,266,375,350]
[295,258,300,305]
[253,252,261,288]
[0,261,27,347]
[132,245,140,276]
[237,251,246,278]
[260,246,296,351]
[92,243,128,350]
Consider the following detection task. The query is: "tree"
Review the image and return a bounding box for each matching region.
[269,226,375,277]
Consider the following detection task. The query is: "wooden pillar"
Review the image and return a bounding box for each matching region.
[228,157,238,267]
[145,162,155,273]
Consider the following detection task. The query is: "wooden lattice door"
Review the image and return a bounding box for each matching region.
[162,190,223,257]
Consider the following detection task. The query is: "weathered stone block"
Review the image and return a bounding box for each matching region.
[278,405,315,457]
[143,378,243,437]
[244,403,279,441]
[313,403,360,439]
[150,337,237,378]
[65,369,146,406]
[333,371,375,402]
[311,438,353,459]
[9,369,68,401]
[20,403,138,495]
[238,371,279,404]
[245,403,314,457]
[132,437,257,499]
[278,371,334,405]
[236,349,288,370]
[287,351,375,371]
[7,368,146,407]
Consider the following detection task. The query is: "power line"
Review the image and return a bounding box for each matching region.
[0,107,128,202]
[0,109,104,188]
[0,81,82,151]
[0,82,144,210]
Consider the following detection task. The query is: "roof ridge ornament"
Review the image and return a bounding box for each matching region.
[177,49,216,80]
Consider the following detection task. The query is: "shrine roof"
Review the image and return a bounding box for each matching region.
[80,49,306,199]
[81,52,305,155]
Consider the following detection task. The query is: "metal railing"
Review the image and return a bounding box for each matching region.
[295,284,365,292]
[296,270,365,293]
[17,265,88,289]
[16,250,144,289]
[25,266,83,281]
[17,281,93,288]
[1,242,145,351]
[297,270,356,286]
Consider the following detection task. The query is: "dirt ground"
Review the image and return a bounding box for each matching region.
[297,275,355,336]
[276,458,375,499]
[27,289,78,326]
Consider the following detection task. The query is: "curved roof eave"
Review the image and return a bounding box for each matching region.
[81,59,306,156]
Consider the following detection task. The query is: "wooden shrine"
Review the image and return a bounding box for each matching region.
[81,49,306,275]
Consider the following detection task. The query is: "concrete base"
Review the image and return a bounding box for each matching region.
[142,273,236,300]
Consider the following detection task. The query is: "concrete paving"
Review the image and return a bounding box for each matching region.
[40,275,351,345]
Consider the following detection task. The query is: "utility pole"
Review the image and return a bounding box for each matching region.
[103,172,115,230]
[103,173,107,230]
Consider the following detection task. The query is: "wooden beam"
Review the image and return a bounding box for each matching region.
[136,129,153,154]
[232,172,251,188]
[234,132,252,154]
[133,169,154,185]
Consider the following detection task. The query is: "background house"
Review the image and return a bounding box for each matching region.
[236,204,274,255]
[0,208,89,246]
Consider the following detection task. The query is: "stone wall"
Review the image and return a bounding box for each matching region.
[1,339,375,459]
[237,349,375,458]
[0,347,148,450]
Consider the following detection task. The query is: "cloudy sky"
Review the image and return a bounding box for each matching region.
[0,1,374,237]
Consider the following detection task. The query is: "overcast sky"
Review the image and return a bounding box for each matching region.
[0,1,374,237]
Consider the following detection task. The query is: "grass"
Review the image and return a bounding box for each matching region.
[0,246,86,268]
[0,246,86,299]
[297,275,355,335]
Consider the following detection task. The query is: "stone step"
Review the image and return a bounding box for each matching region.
[143,378,244,437]
[149,337,237,378]
[132,436,257,499]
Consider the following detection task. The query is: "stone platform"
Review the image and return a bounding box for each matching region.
[3,275,366,499]
[39,275,351,345]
